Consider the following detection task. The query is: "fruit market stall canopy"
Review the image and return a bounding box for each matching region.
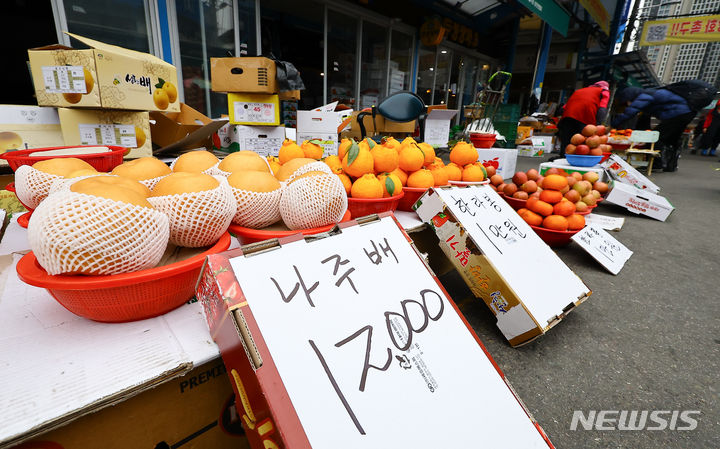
[582,50,661,89]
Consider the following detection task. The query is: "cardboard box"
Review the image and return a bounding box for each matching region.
[227,93,280,126]
[28,33,179,112]
[516,144,545,157]
[211,57,277,94]
[423,109,457,147]
[19,359,250,449]
[58,108,152,159]
[539,159,607,181]
[196,215,554,448]
[344,111,415,139]
[515,125,533,143]
[278,90,301,100]
[476,148,518,179]
[214,124,286,156]
[0,105,64,166]
[415,186,592,346]
[602,154,660,193]
[296,109,353,155]
[605,180,674,221]
[150,103,227,154]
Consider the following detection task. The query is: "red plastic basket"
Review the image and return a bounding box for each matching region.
[397,187,429,212]
[530,225,582,247]
[469,133,497,148]
[228,209,352,245]
[502,194,527,211]
[4,182,34,228]
[0,145,127,172]
[16,233,232,323]
[347,192,404,218]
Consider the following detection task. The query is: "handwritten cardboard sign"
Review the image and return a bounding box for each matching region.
[584,213,625,231]
[430,186,590,327]
[572,225,633,275]
[226,216,548,447]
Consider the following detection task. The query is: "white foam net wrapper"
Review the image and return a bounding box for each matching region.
[14,165,64,209]
[229,184,283,229]
[148,176,237,247]
[48,174,113,195]
[28,190,170,275]
[280,173,348,230]
[285,161,333,182]
[170,157,221,176]
[138,175,168,190]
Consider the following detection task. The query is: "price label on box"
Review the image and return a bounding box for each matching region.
[571,225,632,274]
[232,102,277,124]
[41,65,87,93]
[78,124,136,147]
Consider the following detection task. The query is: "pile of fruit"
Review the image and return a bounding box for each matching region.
[565,124,612,156]
[17,144,351,276]
[487,167,609,213]
[608,128,633,141]
[514,174,586,232]
[319,137,489,199]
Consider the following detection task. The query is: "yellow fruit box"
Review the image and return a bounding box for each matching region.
[58,108,152,159]
[28,33,179,112]
[0,105,64,166]
[227,93,280,126]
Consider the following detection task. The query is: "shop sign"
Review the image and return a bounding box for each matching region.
[420,17,480,48]
[639,14,720,46]
[517,0,570,36]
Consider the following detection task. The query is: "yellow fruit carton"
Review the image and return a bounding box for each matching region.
[28,33,179,112]
[0,105,64,166]
[227,93,280,126]
[58,108,152,159]
[414,185,592,347]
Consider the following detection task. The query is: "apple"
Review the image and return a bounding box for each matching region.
[565,189,580,202]
[560,185,570,194]
[521,180,538,193]
[484,165,496,177]
[503,183,518,196]
[590,147,603,156]
[582,124,597,137]
[513,191,529,200]
[583,171,599,183]
[497,182,506,193]
[526,168,539,181]
[490,174,504,186]
[599,135,608,144]
[582,193,597,206]
[596,125,606,135]
[586,135,601,148]
[575,200,588,212]
[592,189,601,199]
[546,168,561,175]
[566,144,577,154]
[593,181,609,194]
[512,171,528,186]
[575,144,590,155]
[571,134,585,145]
[572,172,582,181]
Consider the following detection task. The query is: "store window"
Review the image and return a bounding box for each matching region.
[359,21,388,109]
[176,0,253,118]
[389,30,413,94]
[433,48,452,106]
[416,45,436,105]
[327,10,358,108]
[63,0,151,52]
[261,0,324,110]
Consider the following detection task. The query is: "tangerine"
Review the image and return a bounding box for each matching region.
[338,138,353,160]
[279,139,305,164]
[398,145,425,172]
[462,164,486,182]
[371,144,400,173]
[390,167,408,186]
[419,142,436,165]
[539,189,564,204]
[351,173,383,199]
[323,155,343,174]
[337,173,352,194]
[377,172,402,197]
[301,140,324,160]
[342,142,374,178]
[449,141,478,166]
[543,215,569,231]
[553,200,576,217]
[430,166,449,186]
[567,214,586,230]
[529,199,554,217]
[542,174,569,191]
[406,169,435,188]
[444,162,462,181]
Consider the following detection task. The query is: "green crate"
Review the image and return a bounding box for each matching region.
[494,121,517,147]
[493,104,521,123]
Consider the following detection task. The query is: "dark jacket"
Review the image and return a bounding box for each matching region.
[612,88,692,127]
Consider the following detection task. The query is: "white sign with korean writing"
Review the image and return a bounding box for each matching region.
[229,216,547,448]
[434,186,589,325]
[41,65,87,93]
[232,101,277,124]
[584,213,625,231]
[571,225,633,275]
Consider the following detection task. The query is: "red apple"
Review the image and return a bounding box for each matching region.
[575,144,590,155]
[512,171,528,186]
[513,191,529,200]
[586,135,601,148]
[503,183,518,196]
[565,189,580,202]
[596,125,606,135]
[521,180,538,193]
[571,134,585,145]
[566,144,577,154]
[526,168,539,181]
[582,124,597,137]
[590,147,603,156]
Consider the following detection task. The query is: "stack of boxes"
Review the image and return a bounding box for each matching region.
[26,33,180,159]
[210,57,288,156]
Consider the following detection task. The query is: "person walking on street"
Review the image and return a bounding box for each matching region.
[612,80,715,172]
[555,81,610,160]
[699,102,720,156]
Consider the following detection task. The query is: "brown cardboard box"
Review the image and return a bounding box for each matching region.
[344,111,416,139]
[150,103,227,153]
[28,33,179,112]
[211,57,277,94]
[278,90,301,100]
[18,360,250,449]
[58,108,151,159]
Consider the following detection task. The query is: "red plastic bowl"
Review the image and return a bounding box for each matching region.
[397,187,429,212]
[347,192,404,218]
[502,195,527,211]
[0,145,127,172]
[229,209,352,245]
[4,182,33,228]
[16,232,232,323]
[469,133,497,149]
[530,225,582,247]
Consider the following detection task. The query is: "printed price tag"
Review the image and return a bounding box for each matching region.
[233,102,276,123]
[571,225,632,275]
[41,66,87,93]
[78,124,137,147]
[244,137,284,156]
[227,216,546,447]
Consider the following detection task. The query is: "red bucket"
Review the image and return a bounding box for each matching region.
[469,133,497,149]
[347,192,404,218]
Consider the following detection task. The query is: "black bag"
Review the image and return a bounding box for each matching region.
[664,79,716,111]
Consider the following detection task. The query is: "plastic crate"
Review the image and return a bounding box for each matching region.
[494,104,521,123]
[494,121,517,147]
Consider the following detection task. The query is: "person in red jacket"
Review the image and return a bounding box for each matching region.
[699,102,720,156]
[555,81,610,159]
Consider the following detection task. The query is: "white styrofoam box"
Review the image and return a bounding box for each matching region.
[476,148,518,179]
[605,180,674,221]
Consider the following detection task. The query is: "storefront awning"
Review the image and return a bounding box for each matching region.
[583,50,661,88]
